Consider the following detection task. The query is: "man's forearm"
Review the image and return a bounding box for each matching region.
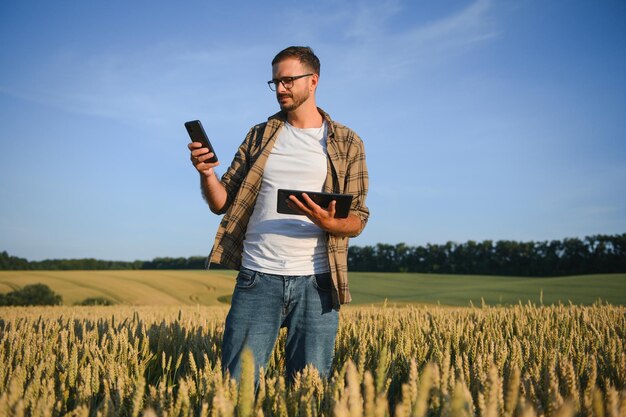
[200,173,228,214]
[323,214,363,238]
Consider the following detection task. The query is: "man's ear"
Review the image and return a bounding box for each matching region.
[310,73,319,92]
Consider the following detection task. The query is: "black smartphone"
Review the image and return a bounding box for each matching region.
[184,120,218,163]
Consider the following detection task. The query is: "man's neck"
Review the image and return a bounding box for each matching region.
[286,102,323,129]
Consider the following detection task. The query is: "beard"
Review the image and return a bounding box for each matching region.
[277,89,310,112]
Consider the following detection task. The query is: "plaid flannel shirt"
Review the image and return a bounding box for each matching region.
[207,107,369,309]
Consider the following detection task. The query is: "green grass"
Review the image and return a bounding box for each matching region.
[1,270,624,306]
[347,272,626,306]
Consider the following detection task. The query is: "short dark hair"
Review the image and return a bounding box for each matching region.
[272,46,321,75]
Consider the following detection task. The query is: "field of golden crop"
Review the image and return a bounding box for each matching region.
[2,271,625,306]
[1,303,625,417]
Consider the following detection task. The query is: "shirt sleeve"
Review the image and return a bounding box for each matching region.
[215,127,256,214]
[344,133,369,236]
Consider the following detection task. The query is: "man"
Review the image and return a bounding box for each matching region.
[188,46,369,382]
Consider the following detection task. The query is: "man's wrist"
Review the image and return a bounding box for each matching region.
[199,170,217,181]
[321,217,341,234]
[323,214,361,237]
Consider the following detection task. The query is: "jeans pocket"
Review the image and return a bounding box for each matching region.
[312,273,332,293]
[235,267,258,289]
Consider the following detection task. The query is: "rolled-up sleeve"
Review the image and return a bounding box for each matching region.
[216,128,256,214]
[345,135,369,236]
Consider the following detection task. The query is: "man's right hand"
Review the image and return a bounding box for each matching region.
[188,141,227,213]
[188,142,220,177]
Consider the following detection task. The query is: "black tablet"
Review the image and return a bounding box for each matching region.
[277,189,353,219]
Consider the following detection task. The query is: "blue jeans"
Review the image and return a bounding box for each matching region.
[221,267,339,383]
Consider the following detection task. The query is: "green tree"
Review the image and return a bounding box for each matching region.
[0,283,63,306]
[0,251,30,269]
[78,297,115,306]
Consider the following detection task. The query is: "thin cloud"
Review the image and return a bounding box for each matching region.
[342,0,404,41]
[0,42,271,127]
[0,1,497,126]
[321,0,498,82]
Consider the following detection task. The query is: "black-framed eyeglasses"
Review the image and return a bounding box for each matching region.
[267,74,313,91]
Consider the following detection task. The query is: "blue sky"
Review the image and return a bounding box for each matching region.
[1,0,625,261]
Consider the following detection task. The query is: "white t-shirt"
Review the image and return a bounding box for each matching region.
[241,121,330,275]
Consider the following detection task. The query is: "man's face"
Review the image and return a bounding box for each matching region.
[272,58,316,112]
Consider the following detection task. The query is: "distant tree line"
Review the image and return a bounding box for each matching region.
[1,233,625,275]
[348,234,626,275]
[0,252,214,270]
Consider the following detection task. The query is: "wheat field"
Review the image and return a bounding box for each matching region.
[2,271,625,306]
[1,303,625,417]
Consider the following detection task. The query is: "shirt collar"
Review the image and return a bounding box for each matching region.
[268,107,335,139]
